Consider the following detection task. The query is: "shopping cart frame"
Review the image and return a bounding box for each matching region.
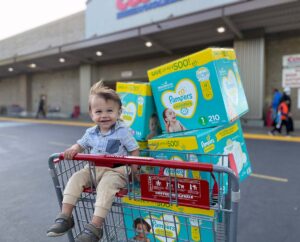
[48,153,240,242]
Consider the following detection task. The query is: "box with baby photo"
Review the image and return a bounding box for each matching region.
[116,82,161,141]
[147,120,252,191]
[121,197,215,242]
[147,48,249,133]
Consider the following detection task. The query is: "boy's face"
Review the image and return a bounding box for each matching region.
[89,95,121,133]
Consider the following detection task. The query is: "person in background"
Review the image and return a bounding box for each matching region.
[282,87,294,133]
[271,88,282,124]
[36,95,47,118]
[47,81,139,242]
[269,98,290,136]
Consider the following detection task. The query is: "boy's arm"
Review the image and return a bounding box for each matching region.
[64,143,84,160]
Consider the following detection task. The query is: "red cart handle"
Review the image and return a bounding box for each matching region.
[58,153,214,172]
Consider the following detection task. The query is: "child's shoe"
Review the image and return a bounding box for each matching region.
[46,213,74,237]
[75,223,103,242]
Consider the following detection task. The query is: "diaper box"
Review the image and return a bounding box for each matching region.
[116,82,161,141]
[147,48,249,133]
[122,197,215,242]
[147,120,252,183]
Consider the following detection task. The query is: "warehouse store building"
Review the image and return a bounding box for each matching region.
[0,0,300,127]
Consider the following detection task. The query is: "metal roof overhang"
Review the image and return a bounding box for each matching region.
[1,0,300,78]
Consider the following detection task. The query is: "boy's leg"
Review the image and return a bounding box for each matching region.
[283,120,289,135]
[75,168,127,242]
[47,168,91,237]
[93,169,127,223]
[63,168,91,207]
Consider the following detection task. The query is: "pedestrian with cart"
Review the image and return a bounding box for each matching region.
[282,87,294,133]
[47,80,139,242]
[271,88,282,124]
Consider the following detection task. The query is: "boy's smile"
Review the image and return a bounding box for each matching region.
[89,95,121,133]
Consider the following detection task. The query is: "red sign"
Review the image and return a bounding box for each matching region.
[116,0,150,11]
[140,174,210,209]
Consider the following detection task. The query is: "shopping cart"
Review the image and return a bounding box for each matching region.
[48,152,239,242]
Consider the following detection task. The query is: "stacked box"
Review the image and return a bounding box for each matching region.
[148,120,252,188]
[120,48,251,242]
[116,82,161,141]
[122,197,215,242]
[147,48,249,133]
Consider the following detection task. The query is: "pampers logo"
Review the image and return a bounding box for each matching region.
[116,0,181,19]
[201,135,215,153]
[169,92,193,105]
[146,214,180,242]
[162,79,197,118]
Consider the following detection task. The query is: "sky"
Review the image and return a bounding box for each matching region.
[0,0,86,41]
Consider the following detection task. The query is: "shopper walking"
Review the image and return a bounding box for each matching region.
[36,95,47,118]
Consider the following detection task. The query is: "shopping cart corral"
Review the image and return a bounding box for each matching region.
[48,153,240,242]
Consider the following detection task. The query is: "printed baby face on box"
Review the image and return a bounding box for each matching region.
[148,120,252,183]
[122,197,215,242]
[148,48,249,133]
[116,82,161,141]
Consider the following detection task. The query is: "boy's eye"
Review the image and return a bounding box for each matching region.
[107,109,113,112]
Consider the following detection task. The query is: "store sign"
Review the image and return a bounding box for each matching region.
[283,54,300,68]
[282,67,300,88]
[86,0,243,38]
[116,0,181,19]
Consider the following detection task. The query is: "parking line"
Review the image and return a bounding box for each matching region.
[250,173,288,182]
[244,133,300,143]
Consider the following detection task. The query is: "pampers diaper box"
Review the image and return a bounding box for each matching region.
[116,82,161,141]
[147,120,252,185]
[147,48,249,133]
[122,197,215,242]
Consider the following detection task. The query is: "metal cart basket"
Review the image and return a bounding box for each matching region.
[48,152,239,242]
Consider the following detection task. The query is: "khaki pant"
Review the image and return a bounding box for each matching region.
[63,166,129,218]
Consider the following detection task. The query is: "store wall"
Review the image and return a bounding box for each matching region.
[266,35,300,120]
[94,55,182,84]
[0,76,25,107]
[31,69,80,115]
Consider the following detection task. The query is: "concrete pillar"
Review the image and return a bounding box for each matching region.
[18,75,32,112]
[234,38,265,126]
[79,64,93,114]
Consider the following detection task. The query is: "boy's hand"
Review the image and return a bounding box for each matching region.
[64,144,82,160]
[131,164,141,182]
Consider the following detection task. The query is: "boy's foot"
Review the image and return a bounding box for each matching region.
[75,223,103,242]
[46,213,74,237]
[268,131,274,136]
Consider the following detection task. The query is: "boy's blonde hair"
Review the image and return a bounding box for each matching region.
[89,80,122,111]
